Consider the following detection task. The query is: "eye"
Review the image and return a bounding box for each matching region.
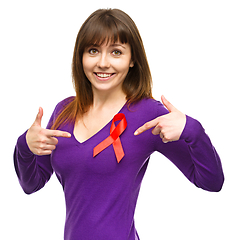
[89,49,98,55]
[112,50,122,56]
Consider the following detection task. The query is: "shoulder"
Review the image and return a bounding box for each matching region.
[54,96,75,113]
[128,98,169,119]
[49,96,75,123]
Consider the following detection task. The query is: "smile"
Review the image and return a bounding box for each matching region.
[94,72,115,80]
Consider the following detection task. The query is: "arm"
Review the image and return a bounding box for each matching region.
[135,96,224,192]
[156,115,224,192]
[14,107,71,194]
[14,131,53,194]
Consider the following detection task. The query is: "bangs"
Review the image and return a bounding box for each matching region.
[80,10,131,49]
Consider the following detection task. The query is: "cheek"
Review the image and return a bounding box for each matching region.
[82,55,94,74]
[113,59,131,75]
[82,55,89,73]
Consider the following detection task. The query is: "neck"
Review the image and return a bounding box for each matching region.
[91,88,127,111]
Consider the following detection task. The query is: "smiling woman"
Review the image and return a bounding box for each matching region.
[51,8,153,130]
[14,8,224,240]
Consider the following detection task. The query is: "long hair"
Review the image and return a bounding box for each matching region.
[51,8,153,130]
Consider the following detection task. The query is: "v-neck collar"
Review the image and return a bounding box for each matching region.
[71,101,127,146]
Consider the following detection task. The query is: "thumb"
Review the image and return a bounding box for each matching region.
[161,95,177,112]
[33,107,43,126]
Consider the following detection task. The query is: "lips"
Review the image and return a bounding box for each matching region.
[94,72,115,80]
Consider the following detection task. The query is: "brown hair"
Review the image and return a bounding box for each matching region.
[51,8,153,130]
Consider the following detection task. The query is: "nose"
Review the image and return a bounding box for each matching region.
[97,52,110,69]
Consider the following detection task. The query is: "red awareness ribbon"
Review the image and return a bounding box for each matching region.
[93,113,127,163]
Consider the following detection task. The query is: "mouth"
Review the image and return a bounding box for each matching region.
[94,72,115,81]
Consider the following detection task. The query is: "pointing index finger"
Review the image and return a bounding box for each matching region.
[134,118,159,136]
[46,129,71,138]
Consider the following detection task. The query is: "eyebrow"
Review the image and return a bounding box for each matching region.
[110,43,126,49]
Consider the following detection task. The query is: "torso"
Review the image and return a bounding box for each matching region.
[51,97,164,240]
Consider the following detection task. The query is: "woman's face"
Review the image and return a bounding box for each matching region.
[82,41,134,95]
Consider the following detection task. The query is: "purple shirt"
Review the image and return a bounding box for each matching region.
[14,97,224,240]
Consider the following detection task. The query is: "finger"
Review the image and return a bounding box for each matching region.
[160,132,164,139]
[33,107,43,127]
[162,137,169,143]
[45,136,59,145]
[161,95,177,113]
[159,132,169,143]
[39,143,57,151]
[152,123,162,135]
[43,144,57,151]
[134,118,159,136]
[46,129,71,138]
[35,149,53,156]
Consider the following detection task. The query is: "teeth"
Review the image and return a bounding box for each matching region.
[96,73,112,78]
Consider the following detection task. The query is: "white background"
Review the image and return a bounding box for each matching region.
[1,0,229,239]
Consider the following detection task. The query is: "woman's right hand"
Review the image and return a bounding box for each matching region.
[26,107,71,155]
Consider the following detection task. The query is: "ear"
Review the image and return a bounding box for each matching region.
[129,60,134,68]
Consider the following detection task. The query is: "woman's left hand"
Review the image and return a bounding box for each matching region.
[134,95,186,143]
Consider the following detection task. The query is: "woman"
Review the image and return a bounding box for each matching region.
[14,9,224,240]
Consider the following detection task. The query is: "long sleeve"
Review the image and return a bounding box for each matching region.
[14,109,56,195]
[155,104,224,192]
[14,130,53,194]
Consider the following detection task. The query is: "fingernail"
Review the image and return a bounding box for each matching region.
[134,131,138,136]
